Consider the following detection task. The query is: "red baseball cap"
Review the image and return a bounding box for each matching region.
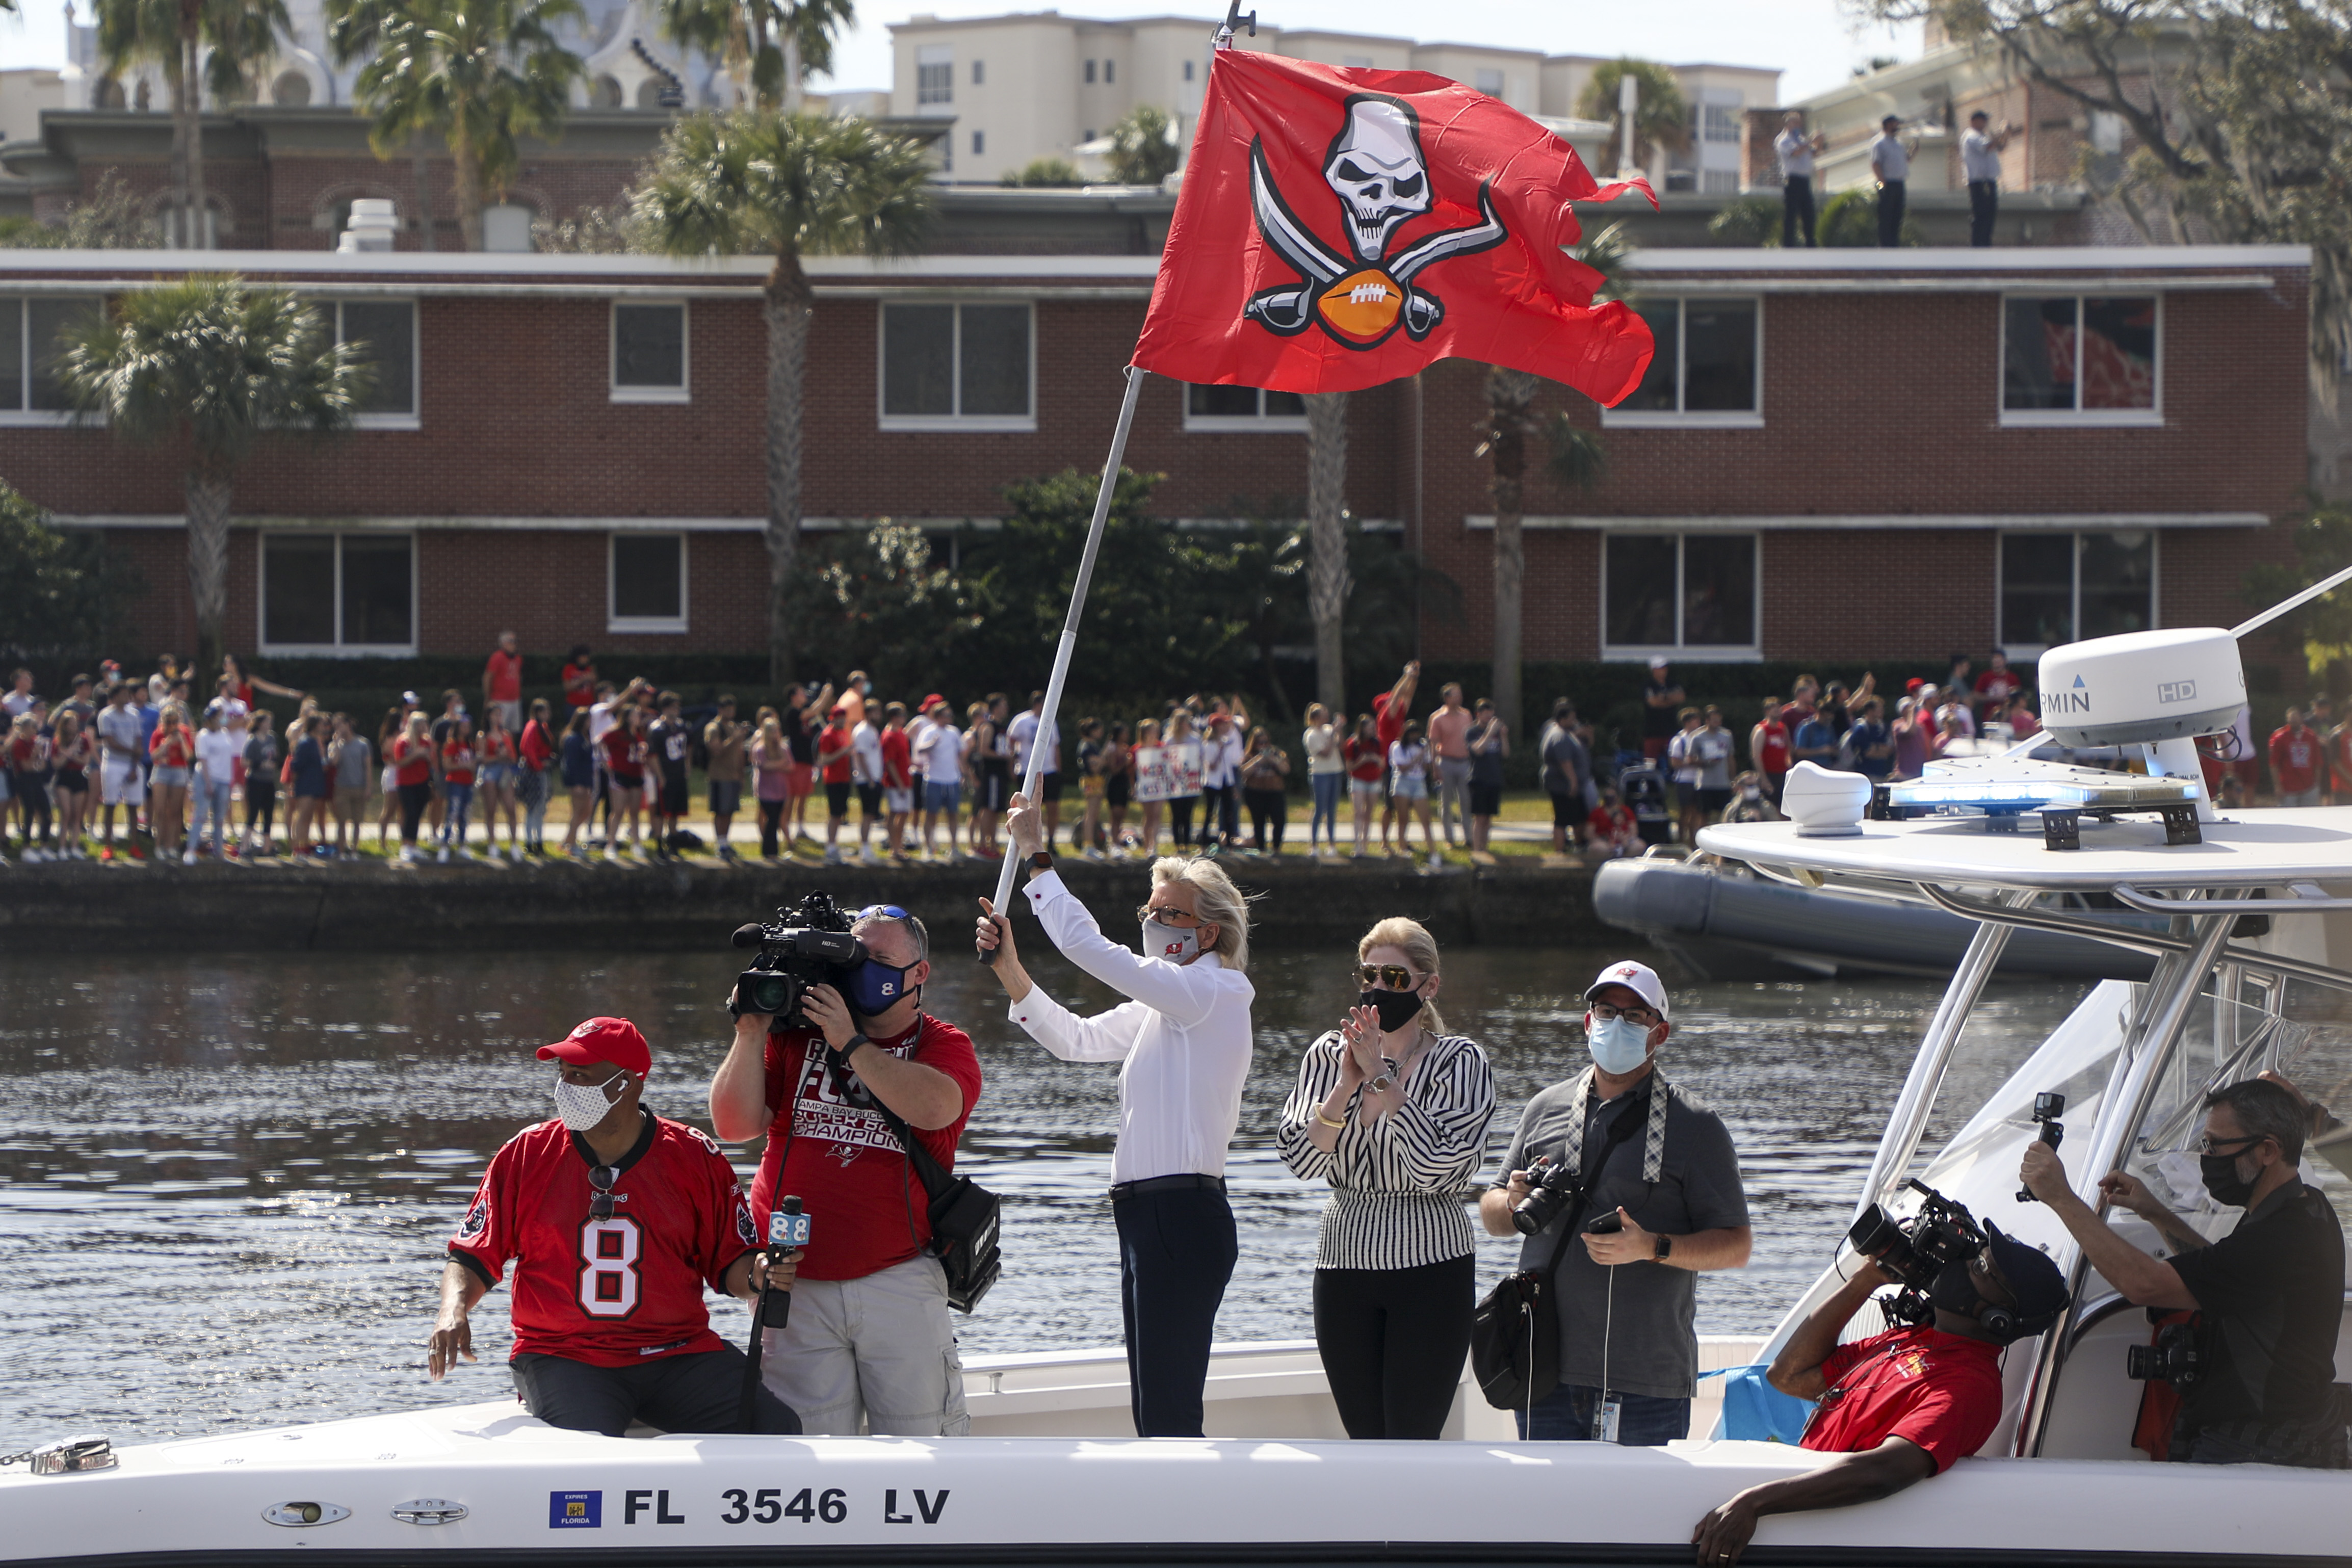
[538,1016,651,1077]
[921,693,946,712]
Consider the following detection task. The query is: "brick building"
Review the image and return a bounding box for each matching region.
[0,242,2310,671]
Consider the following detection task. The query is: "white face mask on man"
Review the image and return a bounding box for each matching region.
[554,1069,627,1132]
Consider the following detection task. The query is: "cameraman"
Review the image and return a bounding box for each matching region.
[709,905,983,1436]
[2020,1077,2348,1468]
[1691,1221,2070,1565]
[1478,960,1753,1444]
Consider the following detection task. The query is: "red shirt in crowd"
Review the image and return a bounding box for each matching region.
[2271,724,2321,795]
[484,648,523,704]
[150,726,191,769]
[1344,735,1384,781]
[1588,802,1638,844]
[441,737,477,787]
[447,1112,757,1368]
[520,718,555,769]
[481,728,516,766]
[750,1016,982,1283]
[1754,718,1791,775]
[391,735,433,787]
[1801,1326,2004,1474]
[1372,692,1408,747]
[818,721,854,785]
[1972,668,2021,716]
[601,725,643,783]
[560,661,595,709]
[880,727,913,790]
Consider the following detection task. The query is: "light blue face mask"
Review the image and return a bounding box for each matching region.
[1586,1015,1654,1076]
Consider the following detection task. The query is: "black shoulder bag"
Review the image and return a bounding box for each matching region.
[1469,1084,1652,1413]
[828,1033,1003,1314]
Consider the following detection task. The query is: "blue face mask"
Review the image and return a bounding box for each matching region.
[1587,1015,1654,1076]
[845,958,915,1017]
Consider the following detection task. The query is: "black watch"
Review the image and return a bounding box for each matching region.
[1030,850,1054,873]
[1654,1233,1673,1261]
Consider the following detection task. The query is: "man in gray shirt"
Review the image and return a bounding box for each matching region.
[1539,700,1590,855]
[1480,959,1751,1444]
[1869,115,1913,248]
[1961,109,2011,248]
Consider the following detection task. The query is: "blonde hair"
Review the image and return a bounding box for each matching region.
[1358,916,1447,1036]
[1152,854,1253,973]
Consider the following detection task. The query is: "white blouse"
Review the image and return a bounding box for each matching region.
[1004,869,1256,1186]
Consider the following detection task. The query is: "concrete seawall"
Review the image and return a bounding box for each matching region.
[0,858,1614,954]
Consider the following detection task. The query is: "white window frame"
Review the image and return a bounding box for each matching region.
[875,299,1037,432]
[1996,530,2161,659]
[1998,293,2164,429]
[1182,384,1307,433]
[1597,530,1763,662]
[330,298,421,430]
[1601,296,1764,430]
[0,295,104,427]
[256,530,419,657]
[610,299,690,404]
[915,45,953,107]
[608,531,689,634]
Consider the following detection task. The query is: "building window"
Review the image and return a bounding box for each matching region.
[878,301,1034,430]
[1084,59,1097,84]
[1343,54,1374,68]
[1604,297,1761,427]
[1475,68,1504,96]
[1602,532,1759,657]
[916,45,952,106]
[2000,531,2155,652]
[1183,59,1194,81]
[259,532,415,654]
[972,59,984,85]
[972,129,984,156]
[2001,295,2160,425]
[1104,59,1114,83]
[1703,102,1741,143]
[330,300,417,426]
[1183,382,1307,430]
[610,533,687,633]
[1702,169,1739,194]
[0,295,102,422]
[611,301,687,402]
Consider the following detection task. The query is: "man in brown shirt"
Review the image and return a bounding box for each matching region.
[704,696,748,863]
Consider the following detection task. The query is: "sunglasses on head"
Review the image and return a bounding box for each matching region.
[858,904,911,922]
[588,1164,618,1221]
[1356,963,1417,990]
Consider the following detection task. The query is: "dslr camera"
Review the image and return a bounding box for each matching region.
[731,892,867,1028]
[1847,1178,1987,1327]
[2126,1320,2200,1388]
[1511,1155,1582,1236]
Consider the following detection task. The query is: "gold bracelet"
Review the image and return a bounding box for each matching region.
[1314,1109,1346,1130]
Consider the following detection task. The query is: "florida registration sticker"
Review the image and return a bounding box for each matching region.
[550,1491,602,1528]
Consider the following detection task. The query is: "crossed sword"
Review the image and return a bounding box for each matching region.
[1242,138,1508,342]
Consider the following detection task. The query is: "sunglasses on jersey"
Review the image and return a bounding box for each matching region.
[588,1164,618,1221]
[1355,963,1420,990]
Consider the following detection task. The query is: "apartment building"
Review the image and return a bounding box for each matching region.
[887,11,1776,190]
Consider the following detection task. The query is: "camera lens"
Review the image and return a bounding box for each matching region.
[749,975,795,1014]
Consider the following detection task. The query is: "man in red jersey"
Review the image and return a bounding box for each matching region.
[710,906,982,1435]
[431,1016,801,1436]
[1691,1222,2068,1565]
[2271,707,2323,806]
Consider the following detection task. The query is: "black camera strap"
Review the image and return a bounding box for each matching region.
[1540,1078,1659,1276]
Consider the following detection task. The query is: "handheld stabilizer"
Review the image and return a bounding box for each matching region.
[2018,1091,2066,1204]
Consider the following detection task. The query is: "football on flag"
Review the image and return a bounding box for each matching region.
[1133,49,1658,401]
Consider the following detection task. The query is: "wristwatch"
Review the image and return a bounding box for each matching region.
[1367,1056,1398,1094]
[1654,1233,1674,1261]
[1030,850,1054,873]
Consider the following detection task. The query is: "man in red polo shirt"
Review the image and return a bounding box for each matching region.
[481,630,524,737]
[1369,660,1419,854]
[1692,1221,2068,1564]
[2271,707,2323,806]
[430,1016,801,1437]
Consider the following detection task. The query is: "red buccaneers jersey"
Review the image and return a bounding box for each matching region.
[448,1111,759,1368]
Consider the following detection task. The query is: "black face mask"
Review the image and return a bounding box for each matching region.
[1927,1258,1985,1321]
[2200,1152,2258,1208]
[1358,989,1424,1033]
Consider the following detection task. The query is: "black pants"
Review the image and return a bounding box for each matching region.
[1244,787,1287,851]
[398,781,431,843]
[1214,782,1240,844]
[1969,179,1998,247]
[511,1346,801,1438]
[1782,174,1816,247]
[1878,179,1906,247]
[1312,1255,1474,1440]
[1113,1184,1237,1437]
[246,779,276,838]
[1169,796,1196,847]
[758,799,783,857]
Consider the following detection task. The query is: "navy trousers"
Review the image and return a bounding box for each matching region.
[1113,1185,1237,1436]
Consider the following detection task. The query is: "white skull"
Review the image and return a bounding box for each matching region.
[1324,99,1430,262]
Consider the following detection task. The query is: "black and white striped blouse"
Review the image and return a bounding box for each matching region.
[1275,1030,1498,1271]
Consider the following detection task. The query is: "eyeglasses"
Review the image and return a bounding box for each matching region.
[1588,1001,1662,1028]
[2196,1132,2265,1156]
[588,1164,618,1222]
[1356,963,1418,990]
[857,904,911,922]
[1137,904,1206,926]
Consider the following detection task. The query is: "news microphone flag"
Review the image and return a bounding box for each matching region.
[1132,49,1659,401]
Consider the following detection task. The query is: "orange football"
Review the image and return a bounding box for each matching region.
[1318,269,1404,344]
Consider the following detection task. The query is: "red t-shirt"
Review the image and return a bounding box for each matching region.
[602,726,643,782]
[1372,691,1408,747]
[441,738,476,786]
[1344,735,1384,781]
[448,1112,757,1368]
[391,735,433,787]
[561,663,595,709]
[1588,803,1637,842]
[150,727,191,768]
[1972,669,2020,714]
[1755,719,1791,774]
[1801,1326,2004,1474]
[484,648,524,704]
[880,728,913,790]
[520,719,555,768]
[482,728,516,765]
[819,722,854,785]
[750,1015,982,1283]
[2271,726,2320,793]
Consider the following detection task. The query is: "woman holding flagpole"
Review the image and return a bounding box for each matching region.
[975,797,1256,1438]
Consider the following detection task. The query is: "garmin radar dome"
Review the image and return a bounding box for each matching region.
[2036,628,2246,749]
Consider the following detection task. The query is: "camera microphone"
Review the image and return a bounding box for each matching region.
[731,923,768,950]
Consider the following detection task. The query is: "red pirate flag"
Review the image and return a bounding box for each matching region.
[1133,50,1657,401]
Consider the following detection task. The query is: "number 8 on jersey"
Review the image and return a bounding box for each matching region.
[578,1217,642,1316]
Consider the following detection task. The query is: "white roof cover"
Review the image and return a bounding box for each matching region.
[1696,806,2352,892]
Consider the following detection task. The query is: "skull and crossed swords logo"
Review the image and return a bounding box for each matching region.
[1245,93,1508,350]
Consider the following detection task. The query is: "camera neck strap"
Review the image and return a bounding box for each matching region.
[1560,1066,1671,1186]
[816,1018,959,1204]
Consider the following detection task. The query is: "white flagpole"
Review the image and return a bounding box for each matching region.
[984,364,1149,943]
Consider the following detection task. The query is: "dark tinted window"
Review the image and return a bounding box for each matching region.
[1605,534,1678,646]
[613,535,683,621]
[340,301,415,416]
[1682,534,1756,645]
[1682,301,1757,412]
[2001,533,2078,646]
[614,304,685,389]
[340,535,413,646]
[882,304,954,415]
[959,303,1029,416]
[1620,301,1680,412]
[27,298,97,411]
[262,535,336,646]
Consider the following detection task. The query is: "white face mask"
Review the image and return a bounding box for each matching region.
[554,1070,626,1132]
[1142,919,1201,964]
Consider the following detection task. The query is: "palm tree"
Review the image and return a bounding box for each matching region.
[1576,58,1689,175]
[635,111,932,684]
[54,277,371,677]
[655,0,854,111]
[95,0,290,246]
[1303,389,1349,717]
[329,0,585,252]
[1106,104,1180,186]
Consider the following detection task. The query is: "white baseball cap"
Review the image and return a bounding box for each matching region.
[1584,959,1669,1021]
